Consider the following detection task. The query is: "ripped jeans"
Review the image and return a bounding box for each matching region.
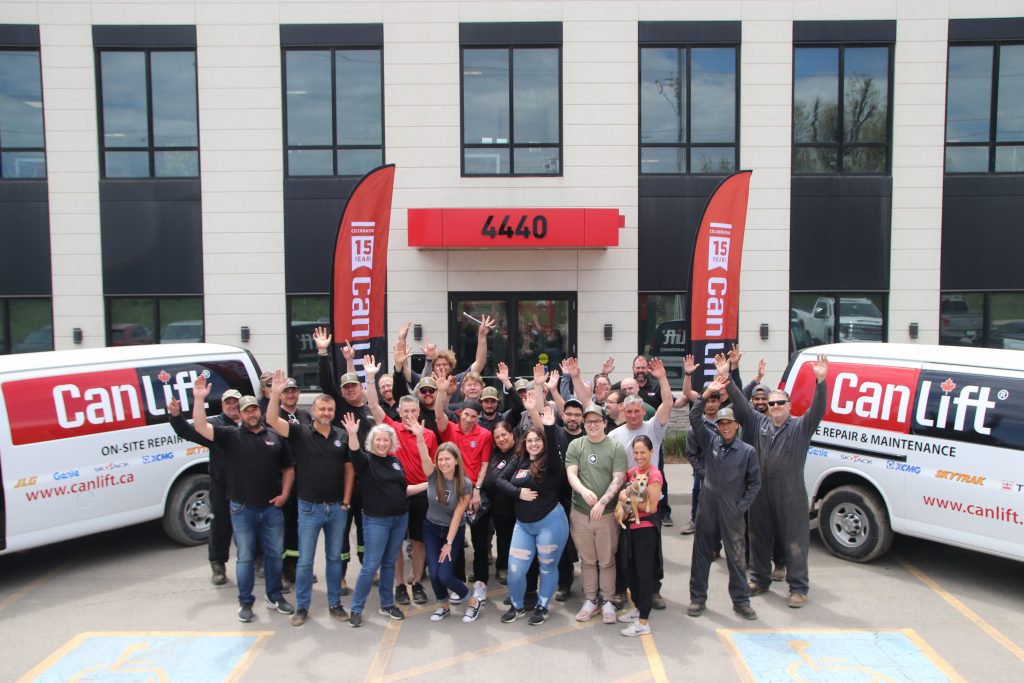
[508,506,569,609]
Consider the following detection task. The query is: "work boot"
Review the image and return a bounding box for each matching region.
[772,563,787,582]
[733,603,758,620]
[210,561,227,586]
[788,592,808,609]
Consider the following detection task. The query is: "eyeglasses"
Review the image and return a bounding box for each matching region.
[419,387,436,394]
[767,400,789,407]
[584,419,604,426]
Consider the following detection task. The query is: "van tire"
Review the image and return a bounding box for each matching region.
[817,485,893,562]
[163,474,212,546]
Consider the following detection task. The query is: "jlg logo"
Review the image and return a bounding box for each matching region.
[15,476,38,488]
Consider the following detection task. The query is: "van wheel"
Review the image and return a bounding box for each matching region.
[163,474,211,546]
[817,485,893,562]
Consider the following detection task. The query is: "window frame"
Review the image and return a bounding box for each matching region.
[460,44,563,177]
[791,43,894,176]
[280,45,385,178]
[638,44,740,175]
[105,295,205,346]
[944,41,1024,175]
[95,47,200,179]
[0,47,47,180]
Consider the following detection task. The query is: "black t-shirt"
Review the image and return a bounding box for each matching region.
[213,424,294,505]
[286,424,350,503]
[496,425,565,523]
[281,407,312,426]
[482,445,518,517]
[348,447,410,516]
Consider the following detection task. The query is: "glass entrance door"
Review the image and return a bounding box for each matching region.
[450,292,576,380]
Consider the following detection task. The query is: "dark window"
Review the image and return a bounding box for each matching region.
[97,49,199,178]
[0,297,52,354]
[283,48,384,177]
[940,291,1024,349]
[287,294,329,390]
[945,44,1024,173]
[790,292,886,353]
[638,293,687,388]
[640,46,737,174]
[107,296,203,346]
[0,49,46,179]
[792,45,891,174]
[461,46,561,176]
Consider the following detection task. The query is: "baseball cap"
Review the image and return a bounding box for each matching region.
[715,407,737,423]
[283,378,300,390]
[564,398,584,411]
[513,378,529,392]
[259,371,272,385]
[340,372,361,387]
[239,396,260,411]
[583,404,605,419]
[481,386,500,401]
[221,389,242,401]
[752,383,772,397]
[417,376,438,391]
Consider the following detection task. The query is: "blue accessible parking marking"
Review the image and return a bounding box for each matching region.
[718,629,965,683]
[19,631,272,683]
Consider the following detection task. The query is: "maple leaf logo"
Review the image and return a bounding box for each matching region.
[158,370,171,383]
[1003,481,1012,491]
[940,378,956,393]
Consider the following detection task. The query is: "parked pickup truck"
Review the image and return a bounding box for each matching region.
[939,295,982,346]
[794,297,883,345]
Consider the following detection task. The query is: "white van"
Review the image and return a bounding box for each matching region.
[784,343,1024,563]
[0,343,261,555]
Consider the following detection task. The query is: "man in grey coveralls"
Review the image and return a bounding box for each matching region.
[720,353,829,609]
[686,375,761,621]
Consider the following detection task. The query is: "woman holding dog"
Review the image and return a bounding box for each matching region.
[617,435,663,636]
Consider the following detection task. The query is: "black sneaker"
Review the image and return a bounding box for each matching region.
[500,606,527,623]
[378,605,405,620]
[329,604,349,622]
[528,605,549,626]
[290,608,308,627]
[394,584,411,605]
[238,603,254,622]
[348,611,362,628]
[524,592,538,610]
[411,582,428,605]
[554,587,572,602]
[211,561,227,586]
[265,595,295,615]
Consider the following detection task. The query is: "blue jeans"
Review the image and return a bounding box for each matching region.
[508,506,569,609]
[352,512,408,614]
[296,499,348,610]
[230,502,285,606]
[422,519,468,603]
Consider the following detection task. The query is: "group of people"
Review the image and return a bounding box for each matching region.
[166,314,831,636]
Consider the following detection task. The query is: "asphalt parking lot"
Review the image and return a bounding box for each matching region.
[2,463,1022,682]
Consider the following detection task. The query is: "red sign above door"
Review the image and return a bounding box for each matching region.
[407,208,625,248]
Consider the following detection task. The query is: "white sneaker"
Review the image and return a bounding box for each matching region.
[430,606,450,622]
[449,591,464,605]
[617,608,639,623]
[575,599,600,622]
[473,580,488,603]
[621,621,651,637]
[602,601,617,624]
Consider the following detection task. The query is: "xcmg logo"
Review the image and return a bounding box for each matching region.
[788,362,1006,439]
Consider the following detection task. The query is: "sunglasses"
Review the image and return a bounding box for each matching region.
[767,400,789,407]
[419,387,437,394]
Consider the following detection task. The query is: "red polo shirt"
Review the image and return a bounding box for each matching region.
[440,422,493,483]
[384,415,438,484]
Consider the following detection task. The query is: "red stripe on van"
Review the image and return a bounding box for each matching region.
[789,361,920,434]
[5,369,147,445]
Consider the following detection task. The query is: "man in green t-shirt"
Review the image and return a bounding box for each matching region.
[565,404,628,625]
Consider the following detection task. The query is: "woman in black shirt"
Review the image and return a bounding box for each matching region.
[342,412,409,628]
[496,404,568,626]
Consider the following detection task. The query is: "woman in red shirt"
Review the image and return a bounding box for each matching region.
[617,435,663,637]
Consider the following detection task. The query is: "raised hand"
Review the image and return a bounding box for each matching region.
[421,340,437,360]
[649,357,666,379]
[545,369,560,393]
[271,368,287,393]
[193,375,211,400]
[167,397,181,417]
[812,354,829,382]
[341,340,355,363]
[601,356,615,376]
[541,405,556,426]
[728,342,742,368]
[683,354,700,375]
[495,361,510,384]
[394,340,409,367]
[404,417,425,439]
[312,326,332,353]
[478,314,497,335]
[714,353,730,377]
[532,362,546,386]
[397,321,411,341]
[340,411,359,436]
[362,355,380,377]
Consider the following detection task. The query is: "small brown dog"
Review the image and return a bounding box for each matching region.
[615,472,649,529]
